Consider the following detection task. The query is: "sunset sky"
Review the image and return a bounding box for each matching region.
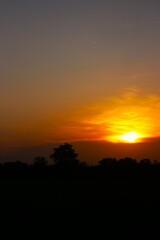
[1,0,160,163]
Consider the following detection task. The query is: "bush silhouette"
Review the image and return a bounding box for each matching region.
[50,143,79,166]
[33,156,48,167]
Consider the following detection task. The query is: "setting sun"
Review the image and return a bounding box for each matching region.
[45,90,160,145]
[118,132,141,143]
[106,131,144,143]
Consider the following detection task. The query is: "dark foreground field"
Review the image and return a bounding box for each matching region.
[0,163,160,237]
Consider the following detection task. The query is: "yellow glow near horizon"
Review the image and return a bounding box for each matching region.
[106,131,145,143]
[118,132,142,143]
[45,90,160,144]
[73,90,160,144]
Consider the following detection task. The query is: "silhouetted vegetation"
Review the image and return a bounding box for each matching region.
[1,143,160,232]
[50,143,79,166]
[33,156,48,167]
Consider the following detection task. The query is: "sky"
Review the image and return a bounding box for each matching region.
[1,0,160,163]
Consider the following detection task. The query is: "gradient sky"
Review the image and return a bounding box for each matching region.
[1,0,160,162]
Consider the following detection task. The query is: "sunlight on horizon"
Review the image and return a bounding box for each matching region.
[67,90,160,144]
[106,131,143,143]
[5,89,160,147]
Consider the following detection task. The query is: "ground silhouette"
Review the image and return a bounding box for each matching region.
[0,143,160,234]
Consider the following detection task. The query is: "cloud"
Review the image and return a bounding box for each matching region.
[55,89,160,143]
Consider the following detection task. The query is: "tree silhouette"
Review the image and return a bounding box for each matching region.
[50,143,79,166]
[33,156,48,167]
[140,158,151,166]
[118,157,137,167]
[98,158,117,167]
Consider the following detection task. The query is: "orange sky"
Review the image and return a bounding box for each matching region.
[1,89,160,150]
[1,1,160,163]
[47,90,160,144]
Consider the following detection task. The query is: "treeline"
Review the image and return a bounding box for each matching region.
[0,143,160,180]
[1,143,160,233]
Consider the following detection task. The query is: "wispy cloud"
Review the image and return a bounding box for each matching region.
[54,89,160,143]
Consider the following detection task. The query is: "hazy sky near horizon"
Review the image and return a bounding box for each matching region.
[1,0,160,153]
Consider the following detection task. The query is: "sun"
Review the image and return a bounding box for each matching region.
[104,131,143,143]
[118,132,141,143]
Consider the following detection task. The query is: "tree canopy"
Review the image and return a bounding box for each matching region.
[50,143,79,166]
